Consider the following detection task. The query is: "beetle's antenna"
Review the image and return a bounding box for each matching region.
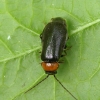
[54,75,78,100]
[25,75,49,93]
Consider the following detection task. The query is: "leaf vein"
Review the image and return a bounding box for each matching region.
[7,12,39,36]
[71,19,100,36]
[0,46,41,63]
[0,38,14,54]
[89,63,100,80]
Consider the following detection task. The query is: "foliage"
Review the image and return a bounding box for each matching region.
[0,0,100,100]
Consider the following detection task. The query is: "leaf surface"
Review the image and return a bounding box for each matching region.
[0,0,100,100]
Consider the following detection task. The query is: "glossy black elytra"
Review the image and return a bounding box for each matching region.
[25,17,78,100]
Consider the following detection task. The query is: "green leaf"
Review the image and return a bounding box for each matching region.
[0,0,100,100]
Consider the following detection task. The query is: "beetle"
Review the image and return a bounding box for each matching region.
[25,17,77,100]
[40,17,68,75]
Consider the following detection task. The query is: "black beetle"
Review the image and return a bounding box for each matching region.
[40,17,68,75]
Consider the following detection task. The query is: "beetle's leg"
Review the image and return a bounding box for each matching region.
[58,61,64,63]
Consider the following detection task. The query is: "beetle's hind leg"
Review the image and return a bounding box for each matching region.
[61,45,67,57]
[61,44,72,57]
